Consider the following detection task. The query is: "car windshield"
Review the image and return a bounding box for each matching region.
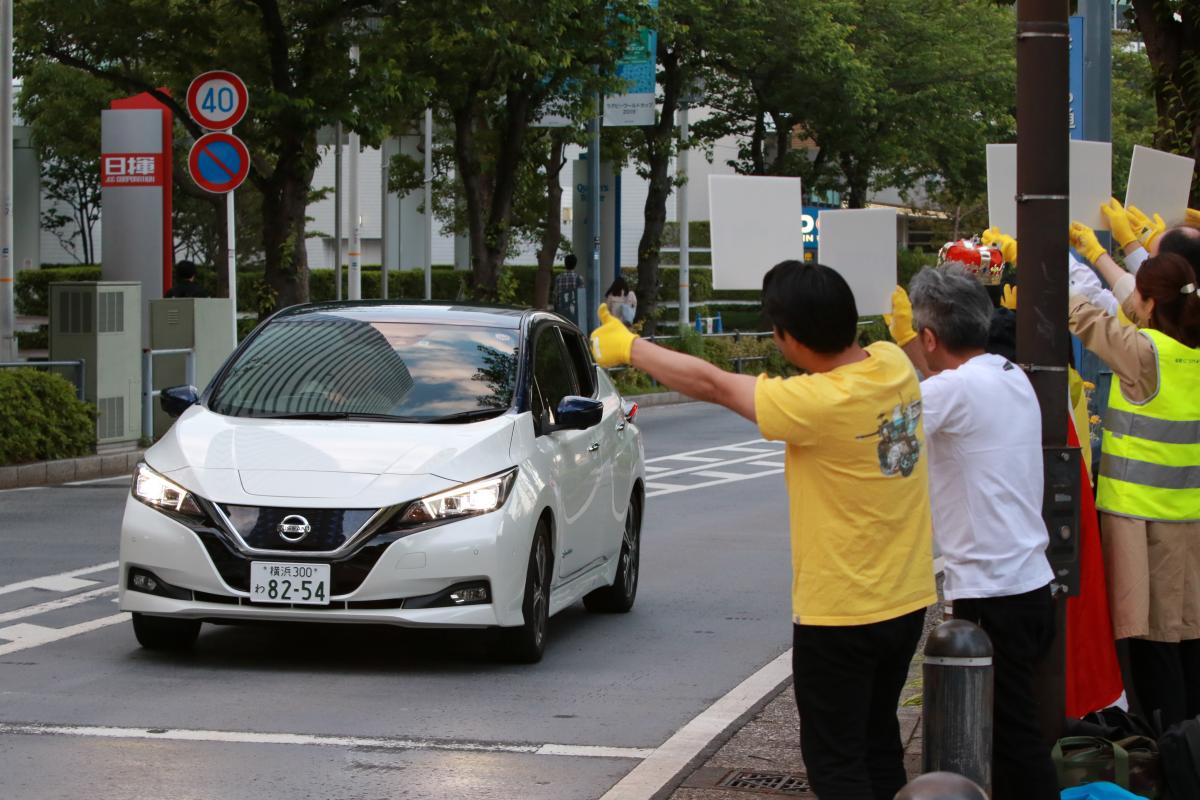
[208,316,520,422]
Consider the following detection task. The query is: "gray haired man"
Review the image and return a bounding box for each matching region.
[889,266,1058,800]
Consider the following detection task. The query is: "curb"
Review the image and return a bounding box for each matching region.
[624,391,692,408]
[0,449,144,491]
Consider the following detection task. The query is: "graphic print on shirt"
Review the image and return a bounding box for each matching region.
[858,397,923,478]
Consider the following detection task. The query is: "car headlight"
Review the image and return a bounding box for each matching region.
[133,462,204,519]
[397,467,518,527]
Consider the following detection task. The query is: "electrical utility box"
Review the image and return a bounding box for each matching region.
[48,281,142,448]
[149,298,235,437]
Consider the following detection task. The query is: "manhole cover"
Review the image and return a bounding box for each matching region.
[718,770,813,795]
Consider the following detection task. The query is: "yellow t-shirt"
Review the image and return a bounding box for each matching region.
[755,341,936,626]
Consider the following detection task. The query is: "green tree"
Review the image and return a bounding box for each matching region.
[1112,29,1160,201]
[17,0,406,308]
[379,0,647,297]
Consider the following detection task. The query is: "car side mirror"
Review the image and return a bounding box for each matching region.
[161,385,200,418]
[552,396,603,431]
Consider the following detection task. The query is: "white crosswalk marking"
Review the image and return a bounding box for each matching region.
[642,438,786,497]
[0,562,118,597]
[0,586,118,625]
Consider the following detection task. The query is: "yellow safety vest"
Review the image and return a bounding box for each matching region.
[1097,328,1200,522]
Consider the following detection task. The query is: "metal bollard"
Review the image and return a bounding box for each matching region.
[922,619,993,794]
[894,771,988,800]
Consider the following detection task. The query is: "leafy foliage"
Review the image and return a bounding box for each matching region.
[0,369,97,465]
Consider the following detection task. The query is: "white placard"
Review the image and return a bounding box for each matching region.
[817,208,897,317]
[1125,144,1195,225]
[987,140,1112,234]
[708,175,805,291]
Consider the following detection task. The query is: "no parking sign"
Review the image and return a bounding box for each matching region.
[188,131,250,194]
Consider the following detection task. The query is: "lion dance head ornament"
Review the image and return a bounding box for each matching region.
[936,237,1006,286]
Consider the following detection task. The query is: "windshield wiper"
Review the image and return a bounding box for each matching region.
[425,408,508,424]
[260,412,422,422]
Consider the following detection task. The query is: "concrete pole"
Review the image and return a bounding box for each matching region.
[334,122,343,301]
[677,101,690,329]
[424,107,433,300]
[1016,0,1073,744]
[347,46,361,301]
[587,92,601,332]
[0,0,14,361]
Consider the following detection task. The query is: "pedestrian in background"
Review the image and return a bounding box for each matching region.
[592,260,936,800]
[553,254,584,322]
[1065,233,1200,727]
[165,260,208,298]
[604,276,637,325]
[890,267,1058,800]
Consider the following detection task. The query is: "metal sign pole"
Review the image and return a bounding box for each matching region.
[227,189,237,342]
[334,122,343,301]
[348,46,361,301]
[677,100,690,330]
[0,0,14,361]
[424,107,433,300]
[587,92,601,333]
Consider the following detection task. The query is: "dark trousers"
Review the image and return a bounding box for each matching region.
[1129,638,1200,727]
[792,609,925,800]
[953,585,1059,800]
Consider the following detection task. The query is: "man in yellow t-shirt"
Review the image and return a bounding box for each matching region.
[591,260,935,800]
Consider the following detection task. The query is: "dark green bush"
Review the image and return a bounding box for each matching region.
[16,326,49,351]
[16,266,103,316]
[0,368,96,465]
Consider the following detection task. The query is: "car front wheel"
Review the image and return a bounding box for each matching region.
[131,613,201,651]
[497,521,552,663]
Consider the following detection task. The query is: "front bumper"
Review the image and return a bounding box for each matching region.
[117,494,531,628]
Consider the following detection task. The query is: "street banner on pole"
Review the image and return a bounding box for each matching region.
[604,0,658,127]
[708,175,804,291]
[1125,144,1195,225]
[818,208,897,317]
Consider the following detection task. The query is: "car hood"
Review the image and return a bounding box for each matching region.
[145,406,518,503]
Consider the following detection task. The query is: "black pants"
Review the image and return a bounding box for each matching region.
[792,609,925,800]
[953,585,1059,800]
[1128,638,1200,727]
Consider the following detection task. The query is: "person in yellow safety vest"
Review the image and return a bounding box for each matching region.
[1066,224,1200,727]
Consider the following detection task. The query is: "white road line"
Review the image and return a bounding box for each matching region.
[749,461,785,469]
[646,468,784,498]
[647,451,785,481]
[645,438,773,464]
[695,470,775,481]
[0,562,119,597]
[64,475,131,486]
[643,466,671,474]
[598,649,793,800]
[658,455,722,463]
[0,722,653,760]
[0,613,128,656]
[0,585,118,625]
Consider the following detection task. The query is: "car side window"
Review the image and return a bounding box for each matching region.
[531,326,578,430]
[560,329,596,398]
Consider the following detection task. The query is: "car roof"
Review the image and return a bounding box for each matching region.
[275,300,532,330]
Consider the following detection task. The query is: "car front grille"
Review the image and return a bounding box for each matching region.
[216,504,381,553]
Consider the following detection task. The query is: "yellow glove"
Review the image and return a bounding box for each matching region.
[590,304,637,367]
[1101,197,1139,249]
[1127,205,1165,248]
[1001,284,1018,311]
[1070,221,1106,264]
[982,227,1018,264]
[1185,208,1200,227]
[883,286,917,347]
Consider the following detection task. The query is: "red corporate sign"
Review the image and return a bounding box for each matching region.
[188,132,250,194]
[187,70,249,130]
[100,153,165,187]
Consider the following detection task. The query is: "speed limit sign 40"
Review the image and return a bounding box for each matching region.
[187,70,248,130]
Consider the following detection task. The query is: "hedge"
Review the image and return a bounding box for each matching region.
[15,266,102,316]
[0,368,96,465]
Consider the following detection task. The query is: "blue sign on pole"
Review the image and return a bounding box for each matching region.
[1069,16,1085,141]
[802,206,821,253]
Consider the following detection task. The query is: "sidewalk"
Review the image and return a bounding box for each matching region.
[666,602,944,799]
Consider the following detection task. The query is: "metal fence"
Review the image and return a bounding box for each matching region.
[0,360,87,400]
[141,348,195,441]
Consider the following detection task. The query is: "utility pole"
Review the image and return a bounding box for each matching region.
[0,0,14,361]
[347,45,361,301]
[587,91,601,333]
[1016,0,1077,746]
[677,99,690,329]
[334,122,343,301]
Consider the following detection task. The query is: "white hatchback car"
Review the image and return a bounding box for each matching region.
[119,303,645,662]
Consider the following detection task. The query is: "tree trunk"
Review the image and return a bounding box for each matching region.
[261,167,312,310]
[770,111,790,174]
[750,109,767,175]
[535,131,567,309]
[841,155,869,209]
[634,45,683,336]
[454,104,492,296]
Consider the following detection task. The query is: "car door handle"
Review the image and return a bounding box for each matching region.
[615,420,626,432]
[587,441,600,453]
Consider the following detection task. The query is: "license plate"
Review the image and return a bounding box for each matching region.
[249,562,331,605]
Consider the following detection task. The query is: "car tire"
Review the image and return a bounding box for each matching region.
[497,522,552,663]
[583,492,641,614]
[131,613,202,651]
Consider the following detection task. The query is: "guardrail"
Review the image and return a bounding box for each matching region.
[0,360,87,400]
[142,348,195,441]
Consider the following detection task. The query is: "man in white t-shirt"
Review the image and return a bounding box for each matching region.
[891,265,1057,800]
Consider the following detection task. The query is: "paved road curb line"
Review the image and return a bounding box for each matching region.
[0,450,143,491]
[599,648,793,800]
